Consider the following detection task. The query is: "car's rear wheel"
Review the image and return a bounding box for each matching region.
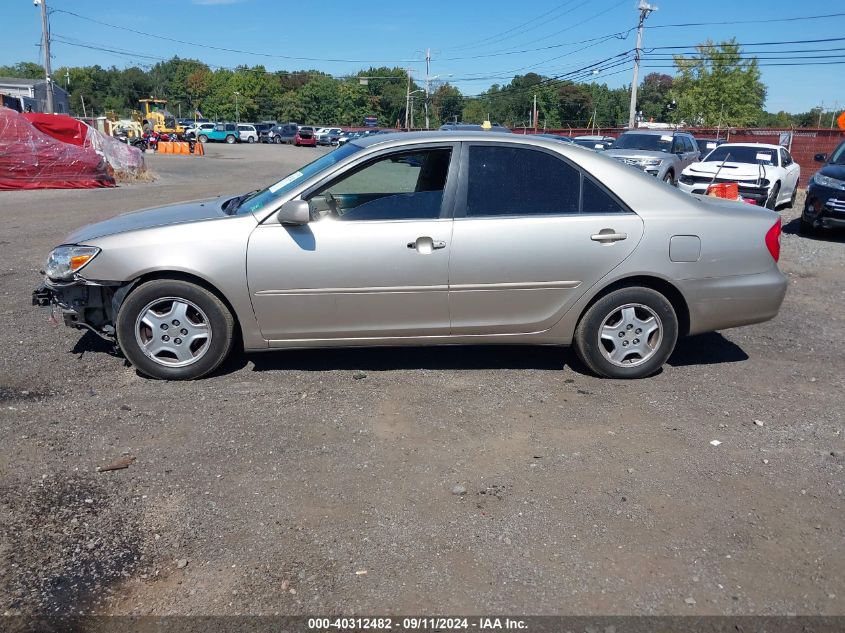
[273,136,281,144]
[225,134,236,144]
[198,134,208,143]
[116,280,235,380]
[574,287,678,379]
[766,182,781,210]
[247,136,255,143]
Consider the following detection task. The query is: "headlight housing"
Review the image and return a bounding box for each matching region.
[813,172,845,190]
[44,245,100,280]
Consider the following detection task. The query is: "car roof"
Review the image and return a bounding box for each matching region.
[352,130,524,148]
[619,129,690,136]
[713,143,782,150]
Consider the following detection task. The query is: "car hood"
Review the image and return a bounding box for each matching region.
[65,197,227,244]
[605,149,670,161]
[818,163,845,180]
[683,161,773,180]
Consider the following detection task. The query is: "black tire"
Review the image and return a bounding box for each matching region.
[116,280,235,380]
[799,213,816,236]
[273,136,281,144]
[787,186,797,209]
[574,286,678,379]
[766,182,780,210]
[663,170,675,186]
[247,136,255,143]
[198,134,208,143]
[225,134,236,144]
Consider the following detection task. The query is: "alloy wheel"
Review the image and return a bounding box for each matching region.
[135,297,212,368]
[598,303,663,367]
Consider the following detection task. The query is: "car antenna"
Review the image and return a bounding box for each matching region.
[709,152,731,187]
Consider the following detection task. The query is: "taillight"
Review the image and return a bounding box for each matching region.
[765,218,781,262]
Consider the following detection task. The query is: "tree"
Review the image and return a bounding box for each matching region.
[670,39,766,126]
[637,73,673,121]
[0,61,44,79]
[431,84,463,126]
[558,82,593,126]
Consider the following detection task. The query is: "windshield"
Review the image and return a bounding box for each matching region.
[232,143,363,215]
[704,146,777,166]
[612,133,673,152]
[830,141,845,165]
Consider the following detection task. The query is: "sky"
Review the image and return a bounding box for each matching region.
[2,0,843,117]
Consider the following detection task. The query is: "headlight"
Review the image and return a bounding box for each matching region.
[813,172,845,190]
[44,245,100,280]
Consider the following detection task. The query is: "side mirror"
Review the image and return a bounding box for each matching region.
[814,153,827,163]
[277,199,310,225]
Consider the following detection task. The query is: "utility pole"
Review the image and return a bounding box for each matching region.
[234,91,240,123]
[35,0,54,113]
[533,94,538,133]
[628,0,656,129]
[424,48,431,130]
[405,68,411,130]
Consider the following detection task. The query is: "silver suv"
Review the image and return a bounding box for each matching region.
[605,130,700,185]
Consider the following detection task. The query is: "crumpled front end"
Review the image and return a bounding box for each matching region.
[32,278,131,340]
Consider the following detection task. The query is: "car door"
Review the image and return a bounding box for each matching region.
[448,142,644,335]
[780,148,800,198]
[246,143,460,342]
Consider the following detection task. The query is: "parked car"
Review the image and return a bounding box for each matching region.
[678,143,800,209]
[197,123,240,144]
[32,131,786,381]
[337,131,361,146]
[572,135,615,150]
[605,131,700,184]
[534,134,575,144]
[184,122,215,140]
[237,124,258,143]
[266,123,298,144]
[316,127,343,145]
[295,126,317,147]
[801,140,845,234]
[695,137,726,156]
[254,122,276,142]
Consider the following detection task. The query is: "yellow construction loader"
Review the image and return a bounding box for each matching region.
[138,98,184,135]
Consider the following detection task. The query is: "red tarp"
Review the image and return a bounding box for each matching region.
[0,108,114,190]
[23,112,88,146]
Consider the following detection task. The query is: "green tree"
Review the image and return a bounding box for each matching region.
[637,73,673,121]
[0,61,44,79]
[670,39,766,126]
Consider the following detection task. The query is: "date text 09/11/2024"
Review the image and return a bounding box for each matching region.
[306,617,528,630]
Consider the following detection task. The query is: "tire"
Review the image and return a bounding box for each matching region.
[247,136,255,143]
[766,182,780,210]
[799,213,816,236]
[273,136,281,144]
[573,286,678,379]
[663,170,675,186]
[116,280,235,380]
[198,134,208,143]
[787,186,797,209]
[225,134,236,144]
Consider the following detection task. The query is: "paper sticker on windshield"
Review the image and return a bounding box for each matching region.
[756,152,772,162]
[706,142,716,148]
[660,135,673,142]
[269,171,304,193]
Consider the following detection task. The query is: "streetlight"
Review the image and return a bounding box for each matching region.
[407,89,423,130]
[233,91,240,123]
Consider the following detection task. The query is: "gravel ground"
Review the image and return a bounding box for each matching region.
[0,144,843,617]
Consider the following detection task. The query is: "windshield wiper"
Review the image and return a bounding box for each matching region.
[223,190,259,214]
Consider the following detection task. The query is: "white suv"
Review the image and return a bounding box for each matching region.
[237,124,258,143]
[185,122,215,139]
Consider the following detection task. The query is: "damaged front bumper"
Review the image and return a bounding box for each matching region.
[32,277,133,340]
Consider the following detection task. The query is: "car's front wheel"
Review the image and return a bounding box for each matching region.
[247,136,255,143]
[574,286,678,379]
[116,280,235,380]
[225,134,236,144]
[663,170,675,185]
[766,182,781,210]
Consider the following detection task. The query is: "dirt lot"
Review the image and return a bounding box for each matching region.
[0,143,843,617]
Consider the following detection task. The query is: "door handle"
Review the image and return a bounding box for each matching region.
[407,236,446,254]
[591,229,627,243]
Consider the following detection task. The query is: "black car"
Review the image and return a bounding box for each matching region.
[802,140,845,234]
[266,122,299,144]
[695,138,726,157]
[255,122,276,142]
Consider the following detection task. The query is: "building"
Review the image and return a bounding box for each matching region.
[0,77,70,114]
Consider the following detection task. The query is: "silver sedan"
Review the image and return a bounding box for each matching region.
[33,132,787,380]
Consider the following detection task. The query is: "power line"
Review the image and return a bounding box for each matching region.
[51,8,424,64]
[646,11,845,29]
